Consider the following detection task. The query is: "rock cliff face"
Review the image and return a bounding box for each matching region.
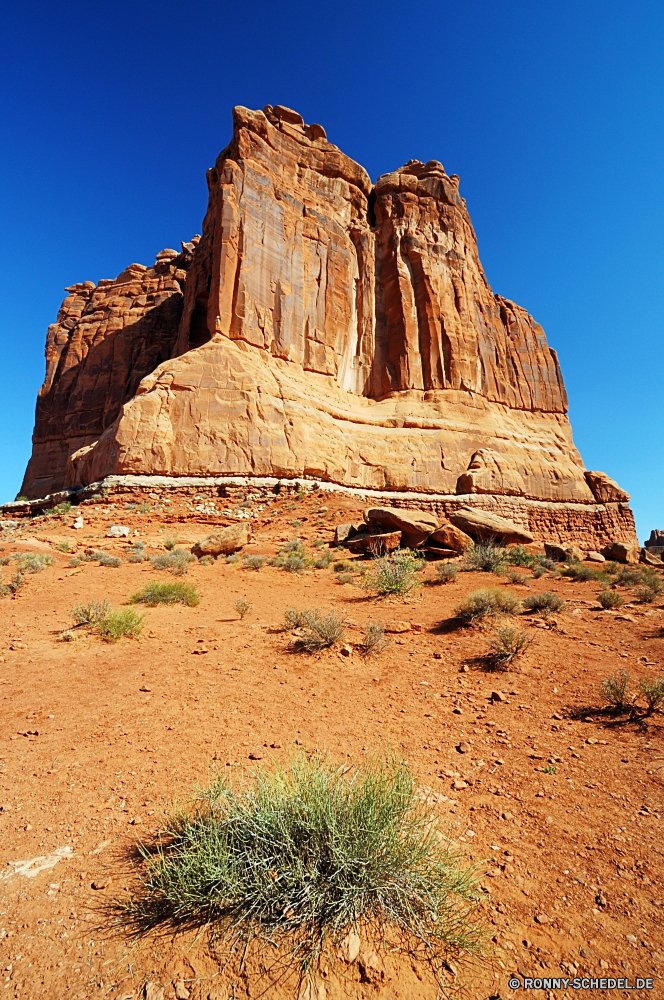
[21,104,635,545]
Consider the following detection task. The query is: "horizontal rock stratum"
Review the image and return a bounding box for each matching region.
[20,104,636,547]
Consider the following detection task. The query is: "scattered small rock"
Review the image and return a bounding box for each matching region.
[339,930,360,963]
[457,741,472,753]
[174,982,190,1000]
[139,685,152,692]
[107,525,130,537]
[490,690,507,703]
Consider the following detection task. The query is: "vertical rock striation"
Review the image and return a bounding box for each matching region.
[20,104,635,547]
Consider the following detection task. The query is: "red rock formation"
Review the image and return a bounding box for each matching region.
[21,243,197,498]
[20,103,636,548]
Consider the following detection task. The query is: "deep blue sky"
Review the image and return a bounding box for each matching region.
[1,1,662,540]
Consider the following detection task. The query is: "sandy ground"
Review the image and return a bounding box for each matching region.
[0,490,662,999]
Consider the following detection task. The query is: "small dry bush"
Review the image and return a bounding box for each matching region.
[434,563,458,584]
[598,590,624,609]
[284,608,308,629]
[334,559,354,573]
[363,549,424,598]
[612,566,644,588]
[124,753,482,984]
[68,556,82,567]
[283,554,307,574]
[235,598,252,619]
[504,567,529,586]
[635,571,664,603]
[13,552,54,573]
[293,609,347,652]
[522,591,565,616]
[99,552,122,567]
[56,541,71,553]
[150,549,196,576]
[243,555,267,571]
[487,626,532,670]
[164,535,179,551]
[359,619,392,658]
[71,600,113,626]
[599,669,633,711]
[226,553,240,564]
[131,581,200,607]
[454,587,520,625]
[462,540,506,574]
[198,555,215,566]
[128,541,147,563]
[638,677,664,715]
[336,572,354,585]
[562,562,603,582]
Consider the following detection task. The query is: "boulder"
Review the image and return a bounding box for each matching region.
[544,542,585,563]
[363,507,439,547]
[584,470,631,503]
[334,523,356,545]
[449,506,533,544]
[346,531,401,555]
[192,522,249,557]
[423,545,459,559]
[428,522,474,552]
[602,541,640,565]
[585,550,606,563]
[107,524,129,537]
[640,547,663,566]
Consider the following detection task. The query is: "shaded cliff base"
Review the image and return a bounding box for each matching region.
[4,474,637,550]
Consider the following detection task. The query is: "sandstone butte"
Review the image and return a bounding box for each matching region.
[19,104,636,549]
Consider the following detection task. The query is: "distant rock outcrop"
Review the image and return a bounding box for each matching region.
[20,105,636,549]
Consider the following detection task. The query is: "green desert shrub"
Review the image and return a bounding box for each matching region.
[131,581,200,607]
[150,549,196,576]
[68,556,82,568]
[434,562,459,584]
[96,607,143,642]
[561,562,605,583]
[164,535,179,551]
[599,669,633,711]
[453,587,520,625]
[522,591,565,616]
[504,566,529,586]
[363,549,424,598]
[336,572,354,585]
[462,540,506,574]
[506,545,536,568]
[125,753,482,981]
[235,598,252,619]
[638,677,664,715]
[56,541,71,553]
[487,626,532,670]
[612,566,644,588]
[198,555,215,566]
[598,590,624,610]
[635,571,664,603]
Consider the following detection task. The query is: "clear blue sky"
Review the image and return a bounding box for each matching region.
[1,0,662,541]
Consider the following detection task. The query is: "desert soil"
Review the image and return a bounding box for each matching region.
[0,489,662,1000]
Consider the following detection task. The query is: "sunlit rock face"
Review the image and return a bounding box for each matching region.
[22,103,632,545]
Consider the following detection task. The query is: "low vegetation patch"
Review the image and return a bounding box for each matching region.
[598,590,624,610]
[125,753,482,983]
[131,581,200,607]
[522,591,565,616]
[290,609,347,652]
[243,555,267,571]
[453,587,520,625]
[486,626,532,670]
[235,598,252,619]
[504,567,530,586]
[99,552,122,567]
[70,600,143,642]
[562,562,606,583]
[462,540,506,574]
[433,562,459,584]
[150,549,196,576]
[12,552,54,573]
[363,549,424,598]
[359,619,392,658]
[598,669,664,716]
[599,669,633,711]
[638,677,664,715]
[506,545,536,568]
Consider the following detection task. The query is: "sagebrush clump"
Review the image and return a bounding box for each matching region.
[131,581,200,607]
[598,590,624,610]
[453,587,520,625]
[126,753,482,982]
[487,626,532,670]
[434,562,459,584]
[462,540,506,574]
[363,549,424,598]
[150,549,196,576]
[599,669,633,711]
[359,619,392,658]
[522,591,565,616]
[70,600,143,642]
[290,609,347,651]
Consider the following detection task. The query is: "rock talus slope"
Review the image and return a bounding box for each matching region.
[21,104,636,546]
